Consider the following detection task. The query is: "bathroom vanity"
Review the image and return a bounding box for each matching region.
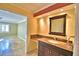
[38,40,73,56]
[31,36,73,56]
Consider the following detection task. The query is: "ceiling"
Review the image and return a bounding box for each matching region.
[0,3,54,23]
[36,4,75,18]
[0,4,74,23]
[11,3,53,13]
[0,10,26,23]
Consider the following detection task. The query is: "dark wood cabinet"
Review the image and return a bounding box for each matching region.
[38,41,73,56]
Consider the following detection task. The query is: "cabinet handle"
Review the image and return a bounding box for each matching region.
[48,50,49,53]
[50,51,51,54]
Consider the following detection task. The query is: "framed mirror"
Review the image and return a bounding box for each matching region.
[49,14,67,36]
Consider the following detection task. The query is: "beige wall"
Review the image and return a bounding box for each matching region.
[37,8,75,41]
[0,22,17,37]
[29,18,38,35]
[27,17,38,52]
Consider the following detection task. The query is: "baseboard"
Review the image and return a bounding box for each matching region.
[18,36,26,41]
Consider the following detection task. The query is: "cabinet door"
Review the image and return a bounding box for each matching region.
[49,47,60,56]
[38,41,50,56]
[48,44,60,56]
[43,46,50,56]
[38,45,44,56]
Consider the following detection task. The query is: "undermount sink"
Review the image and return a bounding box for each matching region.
[47,40,58,44]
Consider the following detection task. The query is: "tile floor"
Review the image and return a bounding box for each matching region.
[27,49,38,56]
[0,35,26,56]
[0,35,38,56]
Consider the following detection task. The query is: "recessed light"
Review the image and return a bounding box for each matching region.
[0,17,2,19]
[60,9,64,11]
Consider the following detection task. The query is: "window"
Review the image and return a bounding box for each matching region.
[0,24,9,32]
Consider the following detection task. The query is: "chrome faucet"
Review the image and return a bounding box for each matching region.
[66,36,74,47]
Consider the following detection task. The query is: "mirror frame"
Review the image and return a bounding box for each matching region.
[49,14,67,36]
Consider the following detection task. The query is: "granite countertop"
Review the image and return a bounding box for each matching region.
[31,38,73,52]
